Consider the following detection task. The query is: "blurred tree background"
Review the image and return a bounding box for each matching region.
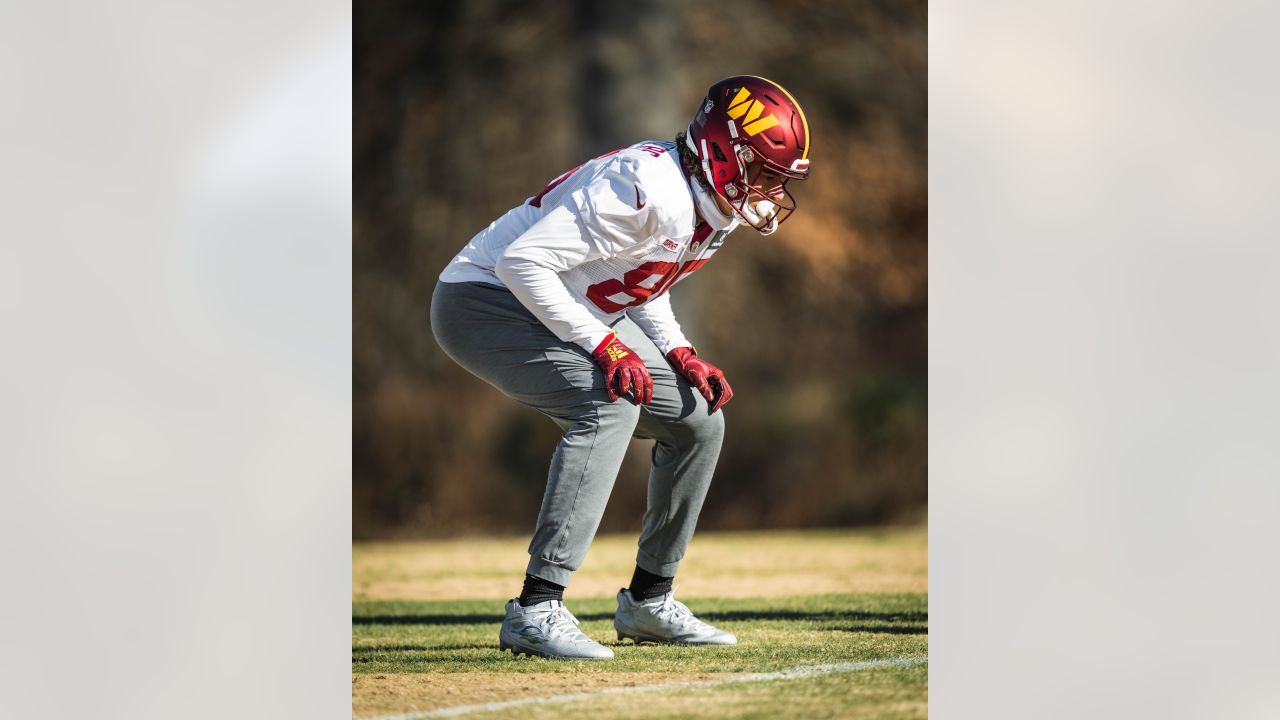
[354,0,926,538]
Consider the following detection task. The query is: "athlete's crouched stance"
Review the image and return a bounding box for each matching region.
[430,76,811,659]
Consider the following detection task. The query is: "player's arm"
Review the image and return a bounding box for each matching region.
[626,293,690,356]
[495,167,660,403]
[629,295,732,413]
[495,203,614,352]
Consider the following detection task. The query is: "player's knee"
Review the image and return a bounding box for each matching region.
[681,406,725,447]
[593,397,642,431]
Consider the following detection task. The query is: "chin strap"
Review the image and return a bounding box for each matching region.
[688,174,738,231]
[683,128,777,234]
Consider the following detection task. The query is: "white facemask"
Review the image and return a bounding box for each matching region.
[689,176,739,232]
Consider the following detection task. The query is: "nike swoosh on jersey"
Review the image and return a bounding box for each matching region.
[635,185,645,209]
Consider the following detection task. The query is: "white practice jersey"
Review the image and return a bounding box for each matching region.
[439,140,735,355]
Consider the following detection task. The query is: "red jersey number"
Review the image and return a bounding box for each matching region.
[585,259,709,314]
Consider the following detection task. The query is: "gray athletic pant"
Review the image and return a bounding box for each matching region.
[430,280,724,587]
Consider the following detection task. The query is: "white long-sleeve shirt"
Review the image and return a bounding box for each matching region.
[439,140,733,354]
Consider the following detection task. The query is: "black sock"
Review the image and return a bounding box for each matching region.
[518,574,565,607]
[628,565,674,602]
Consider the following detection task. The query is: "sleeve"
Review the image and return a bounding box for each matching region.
[494,204,614,352]
[569,162,665,252]
[495,160,663,354]
[626,292,692,356]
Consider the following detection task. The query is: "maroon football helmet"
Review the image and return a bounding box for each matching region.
[685,75,812,234]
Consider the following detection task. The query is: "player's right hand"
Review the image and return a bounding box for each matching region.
[591,332,653,405]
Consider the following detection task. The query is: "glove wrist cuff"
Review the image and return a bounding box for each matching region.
[593,331,619,357]
[666,345,697,369]
[594,332,637,367]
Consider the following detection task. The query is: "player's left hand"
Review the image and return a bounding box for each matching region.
[666,346,733,412]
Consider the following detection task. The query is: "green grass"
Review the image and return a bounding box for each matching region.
[353,592,927,674]
[352,527,927,717]
[458,665,930,720]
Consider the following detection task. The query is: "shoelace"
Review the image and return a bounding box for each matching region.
[543,605,587,641]
[654,595,704,630]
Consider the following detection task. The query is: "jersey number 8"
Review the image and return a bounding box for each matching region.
[586,259,708,314]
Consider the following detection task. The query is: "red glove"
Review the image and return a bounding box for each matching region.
[592,332,653,405]
[666,346,733,412]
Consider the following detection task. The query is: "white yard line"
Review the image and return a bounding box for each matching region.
[357,656,927,720]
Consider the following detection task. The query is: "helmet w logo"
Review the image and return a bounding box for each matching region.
[725,87,781,136]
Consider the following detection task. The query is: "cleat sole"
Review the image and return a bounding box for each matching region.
[613,627,733,646]
[499,640,613,661]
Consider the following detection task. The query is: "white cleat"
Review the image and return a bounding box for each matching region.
[498,598,615,660]
[613,588,737,645]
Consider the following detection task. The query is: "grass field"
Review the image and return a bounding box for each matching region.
[353,525,927,719]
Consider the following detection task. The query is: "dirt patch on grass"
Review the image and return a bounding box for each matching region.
[354,526,927,601]
[352,670,728,717]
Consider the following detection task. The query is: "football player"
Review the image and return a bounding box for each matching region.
[431,76,811,659]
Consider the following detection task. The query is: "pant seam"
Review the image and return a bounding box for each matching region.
[548,396,601,566]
